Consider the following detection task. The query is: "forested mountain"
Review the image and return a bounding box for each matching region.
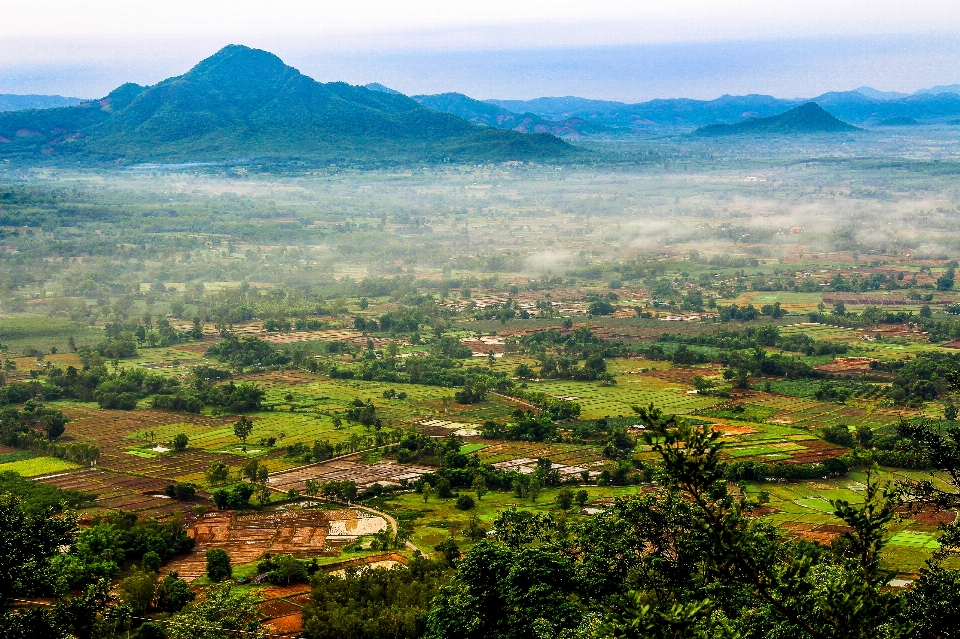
[0,46,574,164]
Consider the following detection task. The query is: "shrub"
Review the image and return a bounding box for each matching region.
[455,495,475,510]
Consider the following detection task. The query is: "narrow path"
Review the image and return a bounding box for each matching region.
[352,502,426,557]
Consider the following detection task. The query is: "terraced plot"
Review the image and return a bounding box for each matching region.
[164,508,387,581]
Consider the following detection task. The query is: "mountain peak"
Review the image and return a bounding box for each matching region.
[181,45,297,87]
[365,83,402,95]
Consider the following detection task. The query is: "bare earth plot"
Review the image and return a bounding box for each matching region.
[267,453,433,493]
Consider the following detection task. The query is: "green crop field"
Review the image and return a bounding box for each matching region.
[0,456,80,476]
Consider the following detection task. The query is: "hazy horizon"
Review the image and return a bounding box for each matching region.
[4,1,960,102]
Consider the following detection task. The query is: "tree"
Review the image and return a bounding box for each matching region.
[155,571,195,613]
[205,549,232,583]
[575,489,589,509]
[118,568,157,615]
[302,557,448,639]
[0,495,77,611]
[141,550,162,573]
[472,475,488,500]
[206,461,229,485]
[172,433,189,452]
[555,487,574,511]
[833,300,847,316]
[455,495,475,511]
[233,416,253,444]
[167,583,264,639]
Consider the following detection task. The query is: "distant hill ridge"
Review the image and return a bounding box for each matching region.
[694,102,858,136]
[484,86,960,129]
[0,94,85,113]
[0,45,574,164]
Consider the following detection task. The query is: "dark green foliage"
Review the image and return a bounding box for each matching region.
[205,548,232,583]
[154,571,195,613]
[256,554,314,586]
[152,380,265,414]
[321,480,358,502]
[904,564,960,638]
[302,557,449,639]
[0,495,77,611]
[207,336,291,369]
[163,483,196,501]
[0,401,69,441]
[481,411,559,442]
[821,423,856,448]
[455,495,475,510]
[55,512,194,589]
[345,400,382,428]
[211,483,256,510]
[172,433,188,451]
[454,383,487,404]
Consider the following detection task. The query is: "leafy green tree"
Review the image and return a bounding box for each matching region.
[205,548,232,583]
[167,583,264,639]
[118,568,157,615]
[172,433,189,451]
[206,461,230,485]
[575,489,589,509]
[555,487,574,511]
[155,571,195,613]
[471,475,487,500]
[302,557,448,639]
[141,550,162,573]
[233,416,253,444]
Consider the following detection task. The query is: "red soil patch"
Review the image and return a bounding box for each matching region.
[814,524,854,534]
[897,505,959,527]
[264,614,303,635]
[790,530,840,545]
[814,357,882,375]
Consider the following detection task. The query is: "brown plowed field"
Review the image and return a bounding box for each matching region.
[36,468,209,518]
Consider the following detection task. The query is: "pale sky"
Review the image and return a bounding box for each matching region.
[2,0,960,100]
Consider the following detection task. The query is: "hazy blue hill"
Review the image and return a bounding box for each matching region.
[413,92,608,136]
[694,102,858,136]
[854,86,909,100]
[364,83,401,95]
[915,84,960,96]
[0,45,574,163]
[489,89,960,129]
[489,96,631,121]
[489,94,801,129]
[0,94,85,112]
[876,116,921,126]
